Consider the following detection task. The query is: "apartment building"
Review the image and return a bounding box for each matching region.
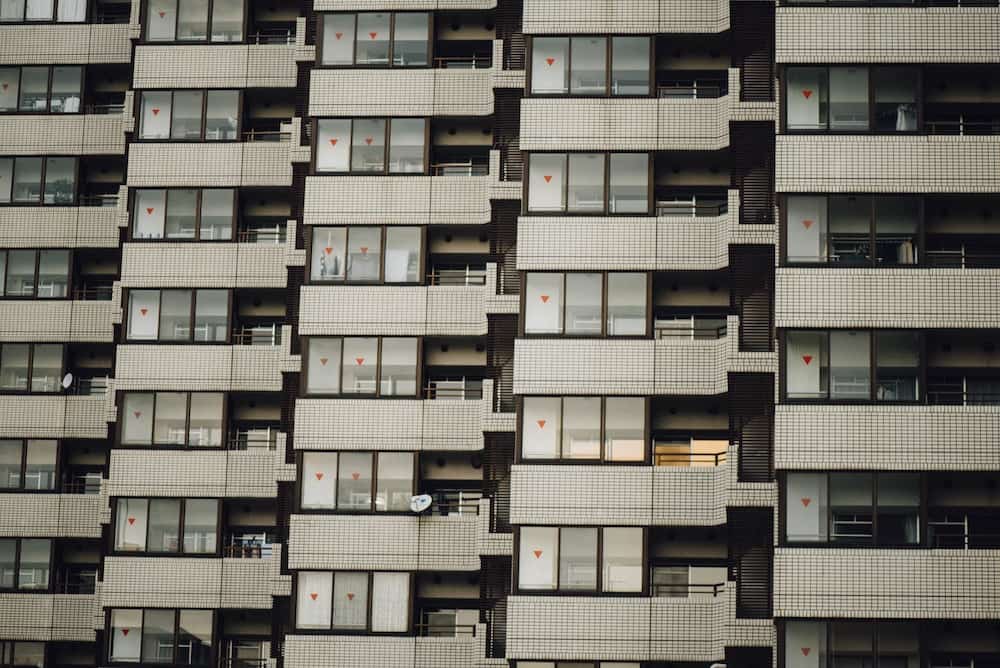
[0,0,998,667]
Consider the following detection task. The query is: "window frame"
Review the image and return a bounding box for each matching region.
[526,35,654,98]
[123,288,233,344]
[316,12,433,69]
[312,118,430,175]
[524,152,652,215]
[520,271,651,338]
[106,607,217,666]
[297,451,417,514]
[0,65,85,114]
[516,396,650,464]
[0,0,91,23]
[0,249,73,299]
[0,439,59,492]
[0,640,49,667]
[111,497,222,557]
[0,343,65,394]
[116,391,228,448]
[306,225,425,285]
[141,0,247,44]
[0,156,79,206]
[128,188,238,242]
[135,89,243,142]
[302,336,422,398]
[0,537,53,592]
[293,570,414,634]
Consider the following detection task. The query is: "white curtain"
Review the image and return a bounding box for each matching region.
[121,394,155,445]
[521,398,561,459]
[57,0,85,21]
[110,609,143,661]
[301,452,337,509]
[115,499,149,551]
[518,527,558,590]
[786,473,828,543]
[296,572,333,629]
[127,290,160,340]
[332,572,368,629]
[786,621,826,668]
[370,572,409,632]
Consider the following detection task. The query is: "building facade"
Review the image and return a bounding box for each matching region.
[0,1,998,667]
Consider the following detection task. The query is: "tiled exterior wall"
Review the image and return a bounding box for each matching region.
[0,493,104,538]
[0,24,131,64]
[0,395,109,439]
[0,595,98,641]
[132,45,298,88]
[0,301,116,342]
[108,448,282,497]
[114,344,293,392]
[0,205,121,248]
[0,115,126,155]
[121,243,291,288]
[127,142,294,187]
[283,633,486,668]
[313,0,496,9]
[522,0,729,34]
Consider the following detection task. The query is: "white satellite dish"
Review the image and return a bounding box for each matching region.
[410,494,432,513]
[61,373,74,389]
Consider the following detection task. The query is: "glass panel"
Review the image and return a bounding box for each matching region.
[531,37,569,95]
[874,67,918,133]
[0,67,17,111]
[193,289,227,342]
[561,397,600,459]
[607,273,646,336]
[355,13,390,65]
[830,331,870,400]
[830,67,869,131]
[876,331,920,402]
[311,227,347,281]
[384,227,420,283]
[183,499,218,553]
[564,273,601,335]
[11,641,45,668]
[171,91,204,140]
[558,527,597,590]
[527,153,567,212]
[611,37,650,96]
[570,37,606,95]
[142,608,176,663]
[111,609,144,662]
[210,0,242,42]
[297,572,333,629]
[829,196,871,265]
[140,91,172,139]
[0,158,12,202]
[30,344,61,392]
[302,452,337,509]
[567,153,604,213]
[518,526,558,590]
[875,197,919,266]
[57,0,86,21]
[831,622,873,666]
[17,539,50,589]
[786,620,826,668]
[36,249,68,298]
[322,14,355,65]
[147,498,181,552]
[337,452,373,510]
[43,157,74,204]
[24,0,52,19]
[115,498,149,551]
[830,473,874,544]
[371,572,409,632]
[605,398,644,461]
[375,452,413,512]
[146,0,178,41]
[393,13,429,67]
[351,118,385,172]
[6,250,35,296]
[602,527,642,592]
[388,118,425,173]
[17,67,47,111]
[134,190,167,239]
[50,66,82,112]
[608,153,648,214]
[177,610,213,665]
[165,190,197,239]
[524,273,564,334]
[379,337,417,397]
[199,189,233,240]
[12,157,42,202]
[786,195,828,263]
[122,393,154,444]
[0,344,29,391]
[521,397,561,459]
[877,473,920,546]
[159,290,193,341]
[306,338,342,394]
[316,119,351,172]
[333,572,369,630]
[0,440,22,488]
[786,331,828,400]
[176,0,208,40]
[786,472,828,542]
[153,391,188,445]
[786,67,827,131]
[341,337,378,395]
[653,565,688,597]
[877,622,919,668]
[23,439,56,490]
[0,539,13,587]
[205,90,238,140]
[188,393,223,447]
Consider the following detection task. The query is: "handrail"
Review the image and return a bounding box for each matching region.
[78,194,119,207]
[72,286,114,301]
[231,324,282,346]
[651,581,726,597]
[250,30,295,45]
[656,84,726,99]
[434,55,491,70]
[84,103,125,114]
[654,323,728,340]
[926,119,1000,136]
[431,162,489,176]
[427,270,487,286]
[653,450,728,467]
[655,200,729,218]
[237,227,286,244]
[929,532,1000,549]
[226,428,280,451]
[241,130,291,142]
[414,622,478,637]
[423,386,484,400]
[68,376,110,396]
[427,489,483,516]
[925,249,1000,269]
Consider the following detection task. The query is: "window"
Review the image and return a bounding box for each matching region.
[784,330,922,402]
[0,641,46,668]
[518,527,643,593]
[0,343,62,393]
[132,189,235,241]
[319,13,429,67]
[530,36,651,96]
[295,571,411,632]
[784,621,919,668]
[309,226,421,283]
[0,439,57,490]
[0,249,70,298]
[524,273,648,336]
[0,538,51,590]
[785,66,920,133]
[0,0,87,22]
[0,157,77,204]
[144,0,244,42]
[110,609,214,664]
[139,90,240,141]
[0,66,82,113]
[305,337,419,397]
[315,119,427,174]
[519,664,640,668]
[521,397,646,462]
[527,153,649,214]
[120,392,225,446]
[126,289,230,342]
[300,451,414,512]
[113,498,219,554]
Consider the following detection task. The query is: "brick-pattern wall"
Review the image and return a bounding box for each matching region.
[0,205,120,248]
[114,343,292,392]
[108,449,280,498]
[313,0,496,9]
[121,243,291,288]
[133,45,297,88]
[0,301,116,342]
[0,24,131,64]
[283,633,486,668]
[0,594,97,641]
[127,142,294,187]
[0,395,109,439]
[0,493,103,538]
[522,0,729,34]
[0,115,126,155]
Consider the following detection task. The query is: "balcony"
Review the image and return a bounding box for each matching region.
[0,394,109,439]
[121,236,294,288]
[133,42,297,89]
[101,547,291,609]
[0,23,131,64]
[0,298,117,342]
[522,0,730,34]
[0,194,121,248]
[0,111,126,155]
[282,632,486,668]
[774,548,1000,620]
[0,492,103,539]
[0,594,96,641]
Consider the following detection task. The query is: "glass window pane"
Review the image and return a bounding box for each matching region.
[193,290,228,342]
[379,337,416,397]
[525,273,563,334]
[607,273,646,336]
[30,344,61,392]
[333,572,369,630]
[786,331,828,399]
[134,190,167,239]
[177,0,208,40]
[338,452,373,510]
[531,37,569,95]
[564,273,601,335]
[297,572,333,629]
[786,195,828,263]
[199,189,233,240]
[12,157,42,203]
[140,91,172,139]
[159,290,192,341]
[210,0,242,42]
[57,0,86,21]
[24,0,52,20]
[311,227,347,281]
[205,90,238,140]
[388,118,425,174]
[111,609,144,662]
[165,190,197,239]
[0,539,13,588]
[50,66,82,112]
[829,195,871,265]
[518,526,558,590]
[371,572,409,632]
[609,153,648,214]
[559,527,597,590]
[874,67,918,133]
[24,439,56,490]
[570,37,606,95]
[786,472,828,542]
[603,527,642,592]
[612,37,650,95]
[17,67,47,111]
[830,67,869,131]
[6,250,35,296]
[384,227,420,283]
[43,157,75,204]
[171,91,204,140]
[142,609,176,663]
[37,249,69,298]
[147,498,181,552]
[561,397,600,459]
[567,154,604,213]
[183,499,218,553]
[0,68,18,111]
[146,0,178,41]
[605,398,644,461]
[830,331,870,400]
[115,498,149,551]
[302,452,338,509]
[12,642,45,668]
[122,393,155,444]
[393,13,429,66]
[830,473,873,544]
[355,13,390,65]
[351,118,386,172]
[316,119,351,172]
[306,338,342,394]
[528,153,566,212]
[0,158,12,203]
[177,610,214,665]
[786,67,827,131]
[18,539,50,589]
[785,620,827,668]
[0,344,29,391]
[154,392,188,445]
[876,473,920,546]
[341,337,378,395]
[875,197,919,266]
[521,397,561,459]
[0,440,22,489]
[831,622,873,663]
[876,332,920,402]
[375,452,413,512]
[322,14,355,65]
[188,392,223,447]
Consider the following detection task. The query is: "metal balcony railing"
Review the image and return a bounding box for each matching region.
[71,286,114,301]
[415,622,478,637]
[78,194,119,207]
[423,385,484,400]
[653,449,728,467]
[655,196,729,218]
[926,119,1000,136]
[656,82,726,99]
[428,489,483,516]
[434,55,491,69]
[226,428,280,451]
[250,29,295,45]
[654,318,728,340]
[231,324,282,346]
[427,269,488,286]
[925,249,1000,269]
[431,162,489,176]
[241,129,292,143]
[651,581,726,597]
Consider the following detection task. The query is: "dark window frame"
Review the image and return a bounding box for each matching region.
[0,65,85,114]
[128,188,238,242]
[316,12,433,69]
[140,0,247,44]
[0,342,65,394]
[523,151,653,216]
[135,89,243,143]
[0,156,80,206]
[292,570,415,635]
[301,336,423,399]
[0,438,59,492]
[0,248,73,299]
[105,607,217,667]
[526,34,655,99]
[312,117,431,175]
[0,537,53,592]
[0,0,91,24]
[296,451,418,514]
[116,390,229,448]
[123,288,234,344]
[306,224,426,285]
[110,497,222,557]
[519,271,652,338]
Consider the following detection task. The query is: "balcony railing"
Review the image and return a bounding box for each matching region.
[61,475,102,494]
[428,489,482,516]
[653,449,728,467]
[232,324,282,346]
[226,427,280,451]
[654,318,728,340]
[241,129,292,143]
[430,162,489,176]
[655,196,729,218]
[250,29,295,45]
[651,581,726,598]
[222,533,275,559]
[427,269,488,286]
[927,379,1000,406]
[926,119,1000,136]
[415,622,478,637]
[237,225,287,244]
[71,286,114,301]
[434,55,491,70]
[423,385,484,400]
[925,249,1000,269]
[656,82,727,99]
[83,103,125,115]
[78,194,119,208]
[68,376,110,396]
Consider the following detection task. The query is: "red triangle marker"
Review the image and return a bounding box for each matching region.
[537,419,546,429]
[369,32,377,39]
[324,247,333,255]
[319,357,328,366]
[359,246,369,254]
[329,138,338,146]
[122,628,130,636]
[315,472,324,480]
[140,308,148,316]
[801,648,811,657]
[335,32,343,40]
[533,549,543,559]
[127,517,136,525]
[146,207,154,215]
[351,472,360,480]
[355,358,365,366]
[802,219,814,230]
[310,592,318,600]
[347,592,355,600]
[151,108,160,116]
[133,411,142,419]
[545,57,555,66]
[364,137,373,145]
[802,90,813,99]
[540,295,550,303]
[802,355,813,365]
[801,497,811,507]
[157,10,165,18]
[543,175,552,183]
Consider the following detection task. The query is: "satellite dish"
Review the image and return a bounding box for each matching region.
[61,373,74,389]
[410,494,432,513]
